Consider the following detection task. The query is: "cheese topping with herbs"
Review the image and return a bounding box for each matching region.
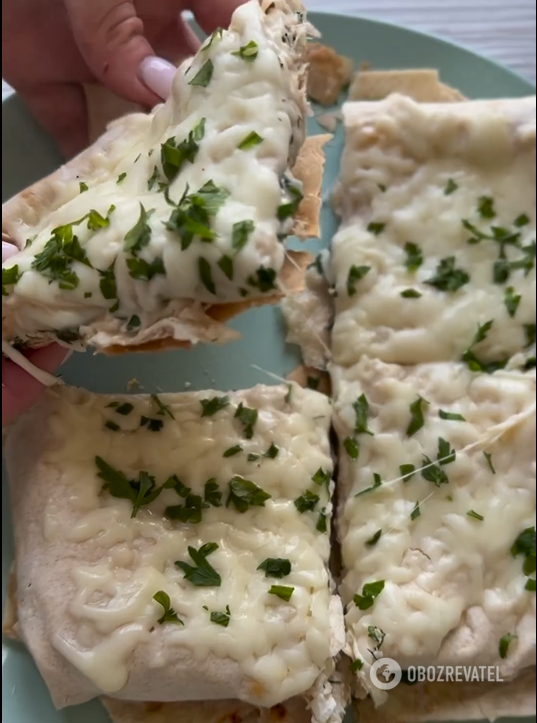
[6,384,340,709]
[333,358,536,700]
[2,0,309,347]
[331,96,536,368]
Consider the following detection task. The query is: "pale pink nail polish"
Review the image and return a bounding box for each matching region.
[139,57,177,100]
[2,241,18,263]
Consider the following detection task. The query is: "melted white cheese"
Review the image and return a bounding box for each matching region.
[331,96,536,367]
[2,0,308,344]
[8,384,339,709]
[332,358,536,701]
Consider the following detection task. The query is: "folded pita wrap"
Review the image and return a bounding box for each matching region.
[2,0,328,356]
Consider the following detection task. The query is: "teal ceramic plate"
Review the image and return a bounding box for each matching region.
[2,11,535,723]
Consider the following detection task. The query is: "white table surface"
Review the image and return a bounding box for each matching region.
[2,0,536,103]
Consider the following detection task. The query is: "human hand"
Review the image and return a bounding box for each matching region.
[2,241,69,427]
[2,0,244,158]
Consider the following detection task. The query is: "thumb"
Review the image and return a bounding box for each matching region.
[63,0,176,106]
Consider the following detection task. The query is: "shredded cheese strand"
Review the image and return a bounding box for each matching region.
[2,341,63,388]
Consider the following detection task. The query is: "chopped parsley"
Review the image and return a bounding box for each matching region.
[354,580,385,611]
[232,40,259,62]
[176,543,222,587]
[108,402,134,416]
[439,410,466,421]
[2,265,21,296]
[210,606,231,627]
[247,453,260,462]
[79,182,88,193]
[232,220,255,253]
[401,288,422,298]
[407,396,428,437]
[226,476,271,513]
[499,633,518,660]
[124,204,154,255]
[316,509,328,534]
[515,214,531,227]
[411,502,421,521]
[353,394,374,436]
[484,452,496,475]
[200,396,230,417]
[201,28,223,51]
[525,324,537,347]
[355,473,383,498]
[258,558,292,579]
[151,394,175,419]
[444,179,459,196]
[161,118,206,181]
[277,176,304,222]
[163,475,191,498]
[424,256,470,292]
[153,591,183,625]
[223,445,242,458]
[264,443,279,459]
[98,262,118,302]
[248,266,277,293]
[127,315,141,331]
[478,196,496,219]
[147,166,160,190]
[268,585,294,602]
[307,376,320,390]
[421,457,449,487]
[104,421,121,432]
[400,464,416,483]
[404,242,423,272]
[312,468,331,488]
[343,437,360,460]
[204,479,223,507]
[117,173,127,184]
[127,256,165,282]
[462,320,509,374]
[165,493,207,524]
[504,286,522,317]
[96,457,162,518]
[347,265,371,296]
[511,527,536,576]
[140,416,164,432]
[368,222,386,236]
[188,60,214,87]
[366,530,383,547]
[294,490,320,514]
[467,510,485,522]
[166,181,228,249]
[438,438,456,466]
[351,659,364,673]
[525,579,537,592]
[368,626,386,648]
[234,403,258,439]
[238,131,264,151]
[198,257,216,295]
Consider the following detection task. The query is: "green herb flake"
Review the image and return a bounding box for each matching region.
[127,256,165,282]
[268,585,294,602]
[202,28,223,51]
[277,176,304,222]
[478,196,496,219]
[525,579,537,592]
[422,457,449,487]
[117,173,127,184]
[425,257,470,292]
[499,633,518,660]
[161,119,207,182]
[438,438,456,466]
[347,265,371,296]
[400,464,416,483]
[216,255,233,281]
[96,457,163,518]
[226,476,271,513]
[199,257,217,295]
[234,403,258,439]
[344,437,360,460]
[401,288,422,298]
[504,287,522,317]
[484,451,496,475]
[354,580,386,611]
[368,626,386,648]
[353,394,374,436]
[204,479,223,508]
[407,396,428,437]
[223,445,243,458]
[176,543,222,587]
[258,558,292,579]
[248,453,260,462]
[2,265,21,296]
[366,530,383,547]
[355,473,383,498]
[445,179,459,196]
[188,59,214,87]
[124,204,154,255]
[511,527,537,576]
[210,606,231,627]
[200,396,230,417]
[351,659,364,673]
[79,182,89,193]
[294,490,321,514]
[232,220,255,253]
[316,509,328,534]
[140,416,164,432]
[238,131,264,151]
[151,394,175,419]
[165,493,206,524]
[306,376,320,390]
[404,242,424,272]
[515,214,531,228]
[247,266,277,293]
[127,315,141,331]
[98,262,118,301]
[232,40,259,62]
[467,510,485,522]
[113,403,134,416]
[439,410,466,422]
[411,502,421,521]
[368,222,386,236]
[264,443,279,459]
[312,468,331,488]
[153,591,184,625]
[105,421,121,432]
[163,475,191,498]
[525,324,537,348]
[148,166,160,191]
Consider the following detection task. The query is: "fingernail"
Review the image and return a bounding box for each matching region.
[139,56,176,100]
[2,241,18,263]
